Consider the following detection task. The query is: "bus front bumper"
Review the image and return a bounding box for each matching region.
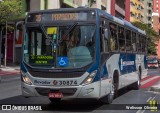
[21,81,100,99]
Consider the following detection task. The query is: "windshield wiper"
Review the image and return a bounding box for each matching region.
[40,24,50,39]
[59,22,78,43]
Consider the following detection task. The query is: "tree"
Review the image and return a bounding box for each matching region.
[88,0,96,7]
[132,21,159,55]
[0,0,22,24]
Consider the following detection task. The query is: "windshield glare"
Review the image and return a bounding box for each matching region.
[24,24,96,68]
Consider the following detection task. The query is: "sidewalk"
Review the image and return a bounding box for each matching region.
[0,64,20,82]
[0,65,20,72]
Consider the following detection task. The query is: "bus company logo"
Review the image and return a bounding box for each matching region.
[53,80,58,85]
[120,59,134,70]
[149,100,158,111]
[34,80,51,85]
[2,105,11,110]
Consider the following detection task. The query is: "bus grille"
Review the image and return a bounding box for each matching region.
[35,88,77,96]
[28,70,84,78]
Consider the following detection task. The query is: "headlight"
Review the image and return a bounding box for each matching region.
[21,71,32,85]
[81,71,97,86]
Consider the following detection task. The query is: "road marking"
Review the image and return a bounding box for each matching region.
[136,110,141,113]
[141,76,160,85]
[151,96,155,100]
[136,109,145,113]
[141,110,145,113]
[146,97,152,102]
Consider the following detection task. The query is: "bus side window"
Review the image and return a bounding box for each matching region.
[118,26,125,51]
[132,32,136,52]
[139,35,143,52]
[125,29,132,51]
[137,34,141,52]
[104,29,109,52]
[109,23,118,51]
[141,36,146,52]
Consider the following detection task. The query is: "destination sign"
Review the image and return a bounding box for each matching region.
[27,11,95,22]
[52,13,78,20]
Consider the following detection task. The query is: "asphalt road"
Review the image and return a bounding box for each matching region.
[0,69,159,113]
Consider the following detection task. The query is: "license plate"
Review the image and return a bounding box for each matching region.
[48,92,63,98]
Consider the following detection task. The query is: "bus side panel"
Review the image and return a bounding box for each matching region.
[100,54,121,97]
[100,64,111,97]
[125,53,137,85]
[137,54,148,78]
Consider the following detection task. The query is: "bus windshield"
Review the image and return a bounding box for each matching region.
[24,24,96,68]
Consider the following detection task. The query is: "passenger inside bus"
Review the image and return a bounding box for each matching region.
[118,27,125,51]
[109,23,118,51]
[67,30,92,67]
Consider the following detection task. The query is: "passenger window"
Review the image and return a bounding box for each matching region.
[137,34,141,52]
[132,32,136,52]
[118,26,125,51]
[109,23,118,51]
[141,36,146,52]
[125,29,132,51]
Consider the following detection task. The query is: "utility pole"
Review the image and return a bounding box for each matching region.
[4,20,7,67]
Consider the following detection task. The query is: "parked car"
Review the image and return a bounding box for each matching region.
[147,56,159,69]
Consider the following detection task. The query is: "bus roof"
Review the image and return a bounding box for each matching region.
[27,8,146,35]
[97,9,146,35]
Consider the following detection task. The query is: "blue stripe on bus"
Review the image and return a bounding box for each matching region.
[101,64,108,79]
[21,63,27,73]
[119,53,128,75]
[90,10,101,82]
[127,54,136,72]
[144,56,147,69]
[93,69,101,82]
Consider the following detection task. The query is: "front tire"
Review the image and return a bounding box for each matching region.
[100,79,118,104]
[133,70,141,90]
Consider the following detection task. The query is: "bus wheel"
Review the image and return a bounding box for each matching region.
[49,98,61,104]
[133,70,141,90]
[100,80,115,104]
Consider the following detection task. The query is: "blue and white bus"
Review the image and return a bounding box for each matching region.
[20,8,147,104]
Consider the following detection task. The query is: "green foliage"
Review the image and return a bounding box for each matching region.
[0,0,22,24]
[88,0,95,7]
[132,21,159,55]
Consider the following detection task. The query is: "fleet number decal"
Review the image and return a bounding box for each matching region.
[53,80,78,86]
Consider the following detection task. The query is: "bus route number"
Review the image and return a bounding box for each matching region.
[58,80,78,86]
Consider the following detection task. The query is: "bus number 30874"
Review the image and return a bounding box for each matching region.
[56,80,78,86]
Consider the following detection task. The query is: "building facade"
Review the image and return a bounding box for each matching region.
[143,0,153,27]
[28,0,107,12]
[130,0,145,22]
[152,0,160,57]
[152,0,160,33]
[111,0,130,22]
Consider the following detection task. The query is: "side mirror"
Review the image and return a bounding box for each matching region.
[16,30,19,41]
[16,21,24,40]
[104,28,108,40]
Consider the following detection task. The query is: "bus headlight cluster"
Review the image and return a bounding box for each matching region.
[81,71,97,86]
[21,71,32,85]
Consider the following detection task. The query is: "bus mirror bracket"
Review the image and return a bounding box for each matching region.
[16,21,24,40]
[16,30,20,40]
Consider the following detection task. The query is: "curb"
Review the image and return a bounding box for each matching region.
[142,75,148,79]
